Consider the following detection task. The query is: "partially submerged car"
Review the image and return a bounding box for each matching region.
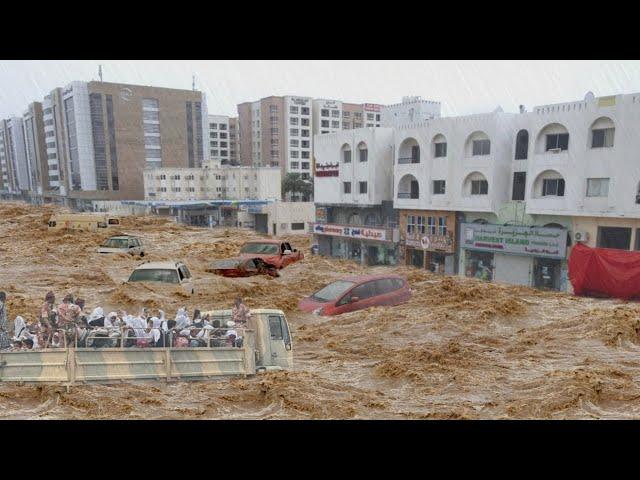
[298,274,412,316]
[127,261,195,294]
[97,235,145,256]
[238,240,304,270]
[206,257,279,278]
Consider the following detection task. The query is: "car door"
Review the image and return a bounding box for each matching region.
[334,281,378,314]
[178,265,194,293]
[266,313,293,369]
[371,279,402,307]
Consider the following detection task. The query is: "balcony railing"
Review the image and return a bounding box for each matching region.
[397,192,419,199]
[397,157,420,164]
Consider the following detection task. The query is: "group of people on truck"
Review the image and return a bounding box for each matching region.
[0,290,252,351]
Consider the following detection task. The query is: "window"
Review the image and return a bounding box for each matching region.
[427,216,436,234]
[359,181,368,194]
[433,180,446,195]
[301,129,309,137]
[407,215,415,234]
[592,128,615,148]
[291,222,305,230]
[290,106,298,114]
[367,113,374,120]
[268,316,283,340]
[471,180,489,195]
[290,150,299,158]
[586,178,609,197]
[210,132,218,138]
[290,139,299,147]
[472,139,491,156]
[343,111,350,118]
[343,182,351,194]
[417,216,425,234]
[301,140,309,148]
[546,133,569,151]
[515,130,529,159]
[301,162,309,170]
[343,149,351,163]
[321,109,330,117]
[542,178,565,196]
[142,98,159,109]
[290,161,299,169]
[332,121,340,128]
[512,172,526,201]
[301,107,310,115]
[301,151,309,159]
[321,120,329,128]
[359,148,368,162]
[220,132,227,139]
[438,217,447,235]
[290,117,299,125]
[598,227,631,250]
[434,142,447,157]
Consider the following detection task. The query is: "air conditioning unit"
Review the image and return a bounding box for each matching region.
[548,148,562,153]
[574,231,589,243]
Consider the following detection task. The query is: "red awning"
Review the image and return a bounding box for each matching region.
[568,243,640,300]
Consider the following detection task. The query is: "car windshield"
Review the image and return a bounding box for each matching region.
[102,238,129,248]
[240,243,280,255]
[311,280,355,302]
[128,269,180,284]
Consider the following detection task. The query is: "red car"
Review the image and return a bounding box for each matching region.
[298,274,412,316]
[238,240,304,270]
[206,257,279,278]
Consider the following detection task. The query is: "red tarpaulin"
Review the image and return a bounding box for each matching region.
[568,243,640,300]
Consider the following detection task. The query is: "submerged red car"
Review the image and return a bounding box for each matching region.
[298,274,412,316]
[206,257,279,278]
[238,240,304,269]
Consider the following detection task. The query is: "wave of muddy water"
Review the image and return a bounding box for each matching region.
[1,202,640,419]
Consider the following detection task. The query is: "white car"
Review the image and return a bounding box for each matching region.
[127,261,195,294]
[98,235,145,256]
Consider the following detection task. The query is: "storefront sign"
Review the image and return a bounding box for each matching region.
[247,205,264,214]
[315,162,339,177]
[315,207,327,223]
[405,233,454,253]
[461,223,567,259]
[364,103,381,112]
[312,223,388,242]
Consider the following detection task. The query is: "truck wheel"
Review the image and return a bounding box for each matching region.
[140,252,145,257]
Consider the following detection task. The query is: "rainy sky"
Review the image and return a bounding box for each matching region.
[1,60,640,119]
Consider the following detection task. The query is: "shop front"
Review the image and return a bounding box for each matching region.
[312,222,399,266]
[460,222,568,290]
[399,210,457,274]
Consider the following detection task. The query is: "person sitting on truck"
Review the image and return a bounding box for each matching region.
[40,291,56,336]
[57,294,82,345]
[231,298,251,327]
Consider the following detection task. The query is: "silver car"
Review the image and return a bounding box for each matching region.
[97,235,145,256]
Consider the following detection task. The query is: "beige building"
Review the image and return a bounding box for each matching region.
[39,80,207,207]
[208,114,239,166]
[143,165,281,201]
[22,102,49,197]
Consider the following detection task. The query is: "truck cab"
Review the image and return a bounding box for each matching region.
[202,308,293,371]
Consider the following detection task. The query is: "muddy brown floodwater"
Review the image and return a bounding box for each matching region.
[1,202,640,419]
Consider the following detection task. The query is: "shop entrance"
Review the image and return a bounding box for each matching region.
[350,241,361,261]
[533,258,561,291]
[367,245,379,266]
[465,250,494,281]
[407,248,425,268]
[427,252,447,274]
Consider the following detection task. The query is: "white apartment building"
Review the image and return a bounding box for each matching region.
[312,127,399,265]
[382,96,441,127]
[313,99,343,135]
[208,114,232,166]
[284,96,313,178]
[0,117,29,193]
[143,166,281,202]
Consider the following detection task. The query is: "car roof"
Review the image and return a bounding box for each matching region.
[134,261,183,270]
[108,235,138,240]
[201,308,285,316]
[339,274,406,283]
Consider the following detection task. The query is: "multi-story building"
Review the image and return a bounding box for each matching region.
[208,114,238,166]
[143,165,281,202]
[312,127,399,265]
[313,99,344,135]
[38,81,207,208]
[0,118,29,195]
[22,102,48,199]
[228,117,239,165]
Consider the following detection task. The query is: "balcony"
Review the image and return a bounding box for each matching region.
[397,192,419,199]
[398,156,420,165]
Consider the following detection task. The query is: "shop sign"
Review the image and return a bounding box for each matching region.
[364,103,381,112]
[315,162,339,177]
[247,205,264,214]
[461,223,567,259]
[405,233,454,253]
[315,207,327,223]
[312,223,388,242]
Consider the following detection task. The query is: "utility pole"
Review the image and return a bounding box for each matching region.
[98,65,103,82]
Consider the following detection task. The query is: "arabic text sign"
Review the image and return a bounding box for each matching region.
[312,223,388,242]
[405,233,454,253]
[461,223,567,259]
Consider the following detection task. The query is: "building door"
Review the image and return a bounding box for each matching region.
[255,214,268,234]
[367,245,378,266]
[408,248,424,268]
[272,223,277,236]
[533,258,561,291]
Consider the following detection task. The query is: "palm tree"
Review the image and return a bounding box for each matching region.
[282,173,313,202]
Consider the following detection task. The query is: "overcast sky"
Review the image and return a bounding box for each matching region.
[1,60,640,119]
